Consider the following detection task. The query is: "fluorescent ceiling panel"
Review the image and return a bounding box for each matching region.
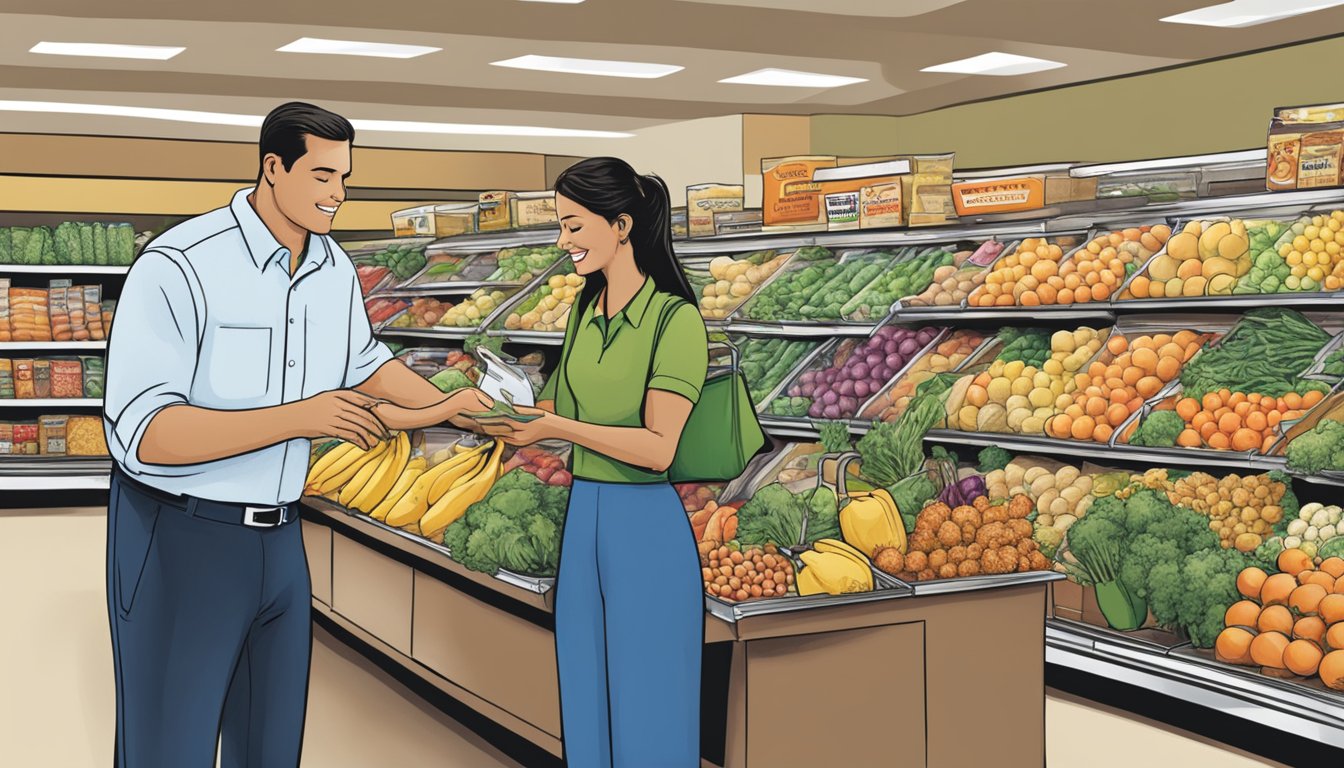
[1161,0,1344,28]
[29,41,185,60]
[277,37,440,59]
[492,54,681,79]
[0,101,631,138]
[921,52,1066,76]
[718,68,867,88]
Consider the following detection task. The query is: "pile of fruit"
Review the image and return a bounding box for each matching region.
[1215,553,1344,690]
[875,495,1050,581]
[978,238,1107,307]
[1125,219,1268,299]
[504,271,585,332]
[698,251,790,319]
[781,326,942,420]
[1035,226,1170,305]
[950,327,1105,436]
[1237,213,1344,294]
[438,288,511,328]
[740,247,891,322]
[1168,471,1291,552]
[487,246,566,283]
[365,243,428,281]
[796,539,876,596]
[841,246,960,320]
[1164,389,1322,453]
[862,330,985,422]
[388,297,454,328]
[501,446,572,486]
[305,434,504,540]
[690,500,739,546]
[737,337,819,405]
[1051,331,1202,444]
[993,327,1053,368]
[357,264,391,295]
[902,240,1007,308]
[988,460,1095,544]
[365,297,410,327]
[702,543,795,603]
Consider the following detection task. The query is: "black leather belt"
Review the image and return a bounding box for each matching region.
[113,466,297,528]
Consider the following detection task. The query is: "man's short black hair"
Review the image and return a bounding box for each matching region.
[258,102,355,173]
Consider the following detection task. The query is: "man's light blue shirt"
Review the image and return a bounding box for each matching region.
[103,187,394,504]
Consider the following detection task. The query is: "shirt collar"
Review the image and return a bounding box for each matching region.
[229,187,335,273]
[587,276,657,329]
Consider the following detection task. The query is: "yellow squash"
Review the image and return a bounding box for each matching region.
[840,488,907,558]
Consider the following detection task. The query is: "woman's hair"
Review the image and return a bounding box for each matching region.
[554,157,695,315]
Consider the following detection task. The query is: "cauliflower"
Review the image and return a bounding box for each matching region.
[1034,526,1064,559]
[1288,519,1309,537]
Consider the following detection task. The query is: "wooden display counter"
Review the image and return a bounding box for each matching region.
[302,499,1054,768]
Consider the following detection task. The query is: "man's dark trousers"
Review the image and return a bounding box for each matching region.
[107,467,311,767]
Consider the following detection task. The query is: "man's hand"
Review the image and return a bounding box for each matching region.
[287,390,390,450]
[369,387,495,433]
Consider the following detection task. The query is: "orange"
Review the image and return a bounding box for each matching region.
[1237,567,1268,599]
[1198,421,1220,442]
[1086,397,1107,418]
[1231,428,1261,452]
[1106,403,1130,426]
[1075,288,1093,303]
[1056,288,1074,304]
[1091,283,1110,301]
[1109,389,1130,407]
[1245,411,1268,431]
[1268,410,1284,428]
[1064,273,1082,291]
[1121,367,1144,387]
[1176,398,1201,422]
[1155,356,1181,381]
[1258,604,1295,634]
[1132,348,1159,374]
[1129,275,1151,298]
[1092,423,1114,443]
[1177,429,1202,447]
[1202,392,1223,412]
[1284,392,1303,410]
[1218,412,1242,434]
[1279,548,1315,576]
[1071,415,1096,441]
[1053,413,1073,439]
[1262,434,1278,454]
[1207,432,1231,450]
[1136,376,1163,399]
[1234,402,1253,417]
[1228,392,1247,407]
[1248,392,1262,405]
[1218,388,1233,403]
[1173,330,1197,347]
[1191,411,1214,430]
[1304,390,1326,408]
[1088,362,1107,379]
[1066,404,1085,419]
[1020,291,1041,306]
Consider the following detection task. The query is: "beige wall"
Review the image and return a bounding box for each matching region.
[809,37,1344,168]
[604,115,745,207]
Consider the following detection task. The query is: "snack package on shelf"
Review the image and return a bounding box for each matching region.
[48,279,73,342]
[65,415,110,456]
[80,356,105,399]
[49,358,84,399]
[13,359,34,399]
[83,287,104,341]
[38,414,67,455]
[100,300,115,337]
[0,359,12,398]
[32,359,51,399]
[0,278,9,342]
[8,287,52,342]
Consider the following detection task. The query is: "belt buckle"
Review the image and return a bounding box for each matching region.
[243,505,286,528]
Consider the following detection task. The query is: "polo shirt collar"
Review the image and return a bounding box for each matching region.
[587,275,656,329]
[230,187,335,273]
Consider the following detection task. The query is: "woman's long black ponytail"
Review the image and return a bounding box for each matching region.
[554,157,695,317]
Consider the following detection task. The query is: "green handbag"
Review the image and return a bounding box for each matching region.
[554,296,771,483]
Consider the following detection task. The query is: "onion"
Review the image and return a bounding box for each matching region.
[854,380,871,399]
[866,352,884,368]
[800,371,817,385]
[884,339,899,355]
[898,338,919,355]
[823,404,842,419]
[886,353,904,371]
[822,390,839,406]
[851,362,870,379]
[839,396,858,413]
[838,379,855,397]
[809,403,824,418]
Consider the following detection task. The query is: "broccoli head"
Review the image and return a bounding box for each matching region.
[1120,533,1184,602]
[976,445,1013,474]
[1177,548,1248,648]
[1146,560,1185,630]
[1118,488,1175,537]
[1081,492,1130,530]
[1286,420,1344,475]
[483,488,541,523]
[1130,411,1185,448]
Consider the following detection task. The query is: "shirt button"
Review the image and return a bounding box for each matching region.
[289,318,295,324]
[288,360,295,367]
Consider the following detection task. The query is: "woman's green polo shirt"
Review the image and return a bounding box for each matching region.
[538,276,708,484]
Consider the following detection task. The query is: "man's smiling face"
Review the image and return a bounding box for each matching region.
[268,135,350,236]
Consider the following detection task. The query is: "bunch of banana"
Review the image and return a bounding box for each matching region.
[306,438,394,499]
[340,432,417,514]
[384,439,501,536]
[796,539,875,596]
[419,439,505,540]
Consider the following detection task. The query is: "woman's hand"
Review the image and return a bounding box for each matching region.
[370,388,495,432]
[475,405,558,446]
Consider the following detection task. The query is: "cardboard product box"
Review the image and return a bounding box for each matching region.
[477,191,514,232]
[432,204,478,237]
[859,181,904,230]
[1046,175,1099,204]
[713,209,763,236]
[814,160,910,231]
[391,205,437,238]
[1267,103,1344,191]
[510,192,558,229]
[902,153,957,226]
[670,208,688,239]
[952,176,1046,216]
[761,155,837,231]
[686,183,744,238]
[1297,128,1344,189]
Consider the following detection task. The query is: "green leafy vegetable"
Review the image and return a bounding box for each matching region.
[442,469,568,577]
[976,445,1012,474]
[1286,420,1344,475]
[1129,411,1185,448]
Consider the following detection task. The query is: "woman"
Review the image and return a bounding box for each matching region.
[477,157,707,767]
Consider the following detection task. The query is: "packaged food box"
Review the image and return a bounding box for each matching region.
[686,184,744,238]
[13,421,38,455]
[49,279,73,342]
[713,210,762,235]
[0,277,9,342]
[39,414,67,456]
[761,155,836,230]
[0,359,11,398]
[8,287,52,342]
[0,422,11,454]
[101,300,116,336]
[1298,129,1343,189]
[671,208,688,239]
[432,204,478,237]
[510,191,558,229]
[477,191,514,232]
[65,415,109,456]
[1267,123,1301,191]
[33,359,51,398]
[68,285,89,341]
[859,182,903,230]
[814,160,910,232]
[81,356,105,398]
[903,153,957,227]
[952,176,1045,216]
[50,358,84,398]
[391,205,437,238]
[84,286,104,341]
[13,359,34,399]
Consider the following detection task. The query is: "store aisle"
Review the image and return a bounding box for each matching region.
[0,506,1285,767]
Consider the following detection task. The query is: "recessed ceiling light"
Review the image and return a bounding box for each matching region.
[0,101,632,138]
[277,37,441,59]
[492,54,682,79]
[29,41,185,60]
[1161,0,1344,28]
[718,68,867,88]
[921,52,1066,76]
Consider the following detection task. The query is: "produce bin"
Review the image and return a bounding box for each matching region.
[402,244,568,292]
[732,336,826,413]
[487,255,584,342]
[892,237,1011,313]
[860,328,990,422]
[728,245,897,332]
[682,248,795,322]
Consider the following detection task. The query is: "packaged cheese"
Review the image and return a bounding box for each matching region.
[65,415,109,456]
[510,192,558,229]
[477,191,514,232]
[903,153,957,227]
[50,358,84,398]
[761,155,836,230]
[859,182,904,230]
[686,184,745,238]
[13,359,34,399]
[39,414,67,456]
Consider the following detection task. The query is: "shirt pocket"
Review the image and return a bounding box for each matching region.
[207,326,272,401]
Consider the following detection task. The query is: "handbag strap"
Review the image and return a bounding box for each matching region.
[554,293,584,417]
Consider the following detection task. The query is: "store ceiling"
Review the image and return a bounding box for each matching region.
[0,0,1341,146]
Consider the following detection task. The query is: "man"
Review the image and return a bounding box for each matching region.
[103,101,490,767]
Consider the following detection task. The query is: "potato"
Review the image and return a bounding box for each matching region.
[1036,488,1060,514]
[1038,513,1055,527]
[1055,466,1081,486]
[1004,463,1026,488]
[1011,486,1026,497]
[1075,475,1094,494]
[1054,513,1078,531]
[1030,474,1057,497]
[1059,485,1084,505]
[1050,497,1071,516]
[1021,416,1046,434]
[1023,466,1049,485]
[1007,407,1032,431]
[985,470,1005,488]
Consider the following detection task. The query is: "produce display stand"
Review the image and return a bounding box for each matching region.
[299,495,1059,768]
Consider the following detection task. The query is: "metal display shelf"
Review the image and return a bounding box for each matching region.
[0,264,129,275]
[887,306,1116,324]
[0,398,101,407]
[0,341,106,351]
[723,320,876,338]
[484,329,565,346]
[1046,618,1344,749]
[374,326,475,342]
[425,228,560,254]
[0,458,112,490]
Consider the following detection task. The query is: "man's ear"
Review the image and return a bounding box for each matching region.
[261,153,284,187]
